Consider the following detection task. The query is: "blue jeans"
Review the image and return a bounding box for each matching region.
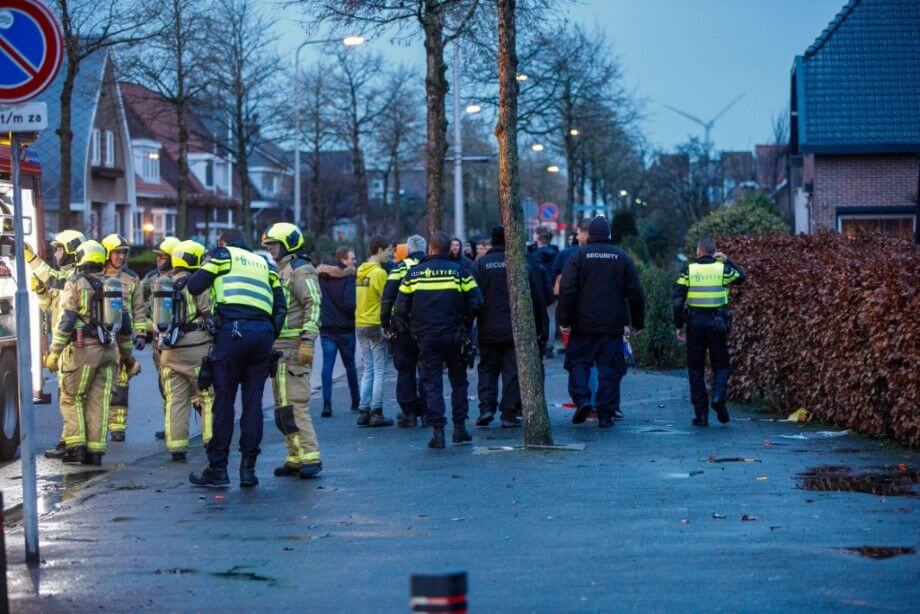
[320,332,359,406]
[357,326,388,410]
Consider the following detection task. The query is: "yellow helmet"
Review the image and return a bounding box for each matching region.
[171,240,206,270]
[261,222,303,255]
[51,229,86,256]
[153,236,180,256]
[101,234,130,258]
[75,240,106,268]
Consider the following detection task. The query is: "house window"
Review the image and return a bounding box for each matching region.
[133,211,144,245]
[205,159,214,187]
[143,151,160,183]
[261,172,275,195]
[838,215,915,238]
[104,130,115,167]
[91,129,101,165]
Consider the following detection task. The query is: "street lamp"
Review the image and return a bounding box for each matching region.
[293,35,365,229]
[531,143,544,152]
[619,189,628,197]
[516,73,529,82]
[569,128,580,137]
[547,165,560,173]
[464,103,481,114]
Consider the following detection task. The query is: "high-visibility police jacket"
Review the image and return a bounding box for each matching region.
[673,256,745,327]
[187,245,285,326]
[105,263,147,337]
[275,253,321,344]
[380,251,424,331]
[393,254,483,340]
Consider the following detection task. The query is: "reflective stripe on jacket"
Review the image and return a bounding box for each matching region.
[203,246,275,315]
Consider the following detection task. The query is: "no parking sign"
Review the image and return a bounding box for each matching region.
[0,0,63,104]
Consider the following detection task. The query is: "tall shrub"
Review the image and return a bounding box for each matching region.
[685,195,788,252]
[633,266,685,369]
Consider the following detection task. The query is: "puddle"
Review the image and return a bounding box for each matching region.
[707,457,760,463]
[35,469,107,515]
[212,566,278,587]
[841,547,916,560]
[798,465,919,497]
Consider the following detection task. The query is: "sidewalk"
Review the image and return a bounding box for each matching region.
[5,363,919,611]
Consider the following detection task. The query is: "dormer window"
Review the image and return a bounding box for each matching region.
[133,141,161,184]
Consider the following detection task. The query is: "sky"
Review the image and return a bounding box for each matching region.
[272,0,848,152]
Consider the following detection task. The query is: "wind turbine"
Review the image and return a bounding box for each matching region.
[660,93,745,148]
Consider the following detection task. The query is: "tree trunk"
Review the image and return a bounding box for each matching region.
[422,7,448,238]
[495,0,552,447]
[57,57,79,231]
[175,102,189,237]
[393,153,402,236]
[353,142,368,246]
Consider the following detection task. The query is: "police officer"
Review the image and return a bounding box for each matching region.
[471,226,547,428]
[261,223,323,480]
[44,240,136,465]
[380,234,428,428]
[101,234,146,441]
[157,240,213,462]
[24,230,86,459]
[557,216,644,429]
[186,229,285,488]
[673,236,745,426]
[394,231,483,449]
[142,236,180,440]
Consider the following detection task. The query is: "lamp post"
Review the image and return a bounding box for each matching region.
[293,36,364,230]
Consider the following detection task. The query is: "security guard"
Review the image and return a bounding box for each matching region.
[394,231,482,449]
[261,223,323,479]
[380,234,428,428]
[157,240,213,462]
[674,236,745,426]
[557,216,645,429]
[23,230,86,459]
[142,236,180,440]
[44,240,136,465]
[186,229,286,488]
[101,234,146,441]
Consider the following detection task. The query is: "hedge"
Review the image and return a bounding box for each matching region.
[686,195,788,253]
[633,266,685,369]
[720,232,920,447]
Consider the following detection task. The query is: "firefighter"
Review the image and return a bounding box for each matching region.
[186,229,286,488]
[23,230,86,459]
[394,231,483,449]
[156,240,213,462]
[380,234,428,427]
[101,234,146,441]
[44,240,136,465]
[141,236,180,440]
[261,223,323,479]
[673,236,745,427]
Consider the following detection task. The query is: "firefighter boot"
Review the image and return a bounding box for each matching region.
[298,462,323,479]
[44,441,67,459]
[239,456,259,488]
[189,465,230,487]
[82,451,103,466]
[61,445,86,464]
[111,431,125,442]
[428,425,445,449]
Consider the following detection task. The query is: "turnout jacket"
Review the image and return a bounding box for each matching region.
[104,263,147,337]
[394,253,483,340]
[49,271,134,356]
[557,239,645,335]
[275,253,321,344]
[317,263,356,335]
[167,269,213,349]
[672,256,745,328]
[380,251,424,331]
[471,247,548,345]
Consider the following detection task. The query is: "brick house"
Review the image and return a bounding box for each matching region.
[789,0,920,238]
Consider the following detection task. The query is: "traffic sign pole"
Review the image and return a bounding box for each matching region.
[11,133,39,565]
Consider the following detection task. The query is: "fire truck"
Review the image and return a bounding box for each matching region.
[0,142,49,460]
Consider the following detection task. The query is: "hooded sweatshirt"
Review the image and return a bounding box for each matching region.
[318,263,356,334]
[355,259,388,327]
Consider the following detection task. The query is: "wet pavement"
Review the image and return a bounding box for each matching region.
[4,363,920,611]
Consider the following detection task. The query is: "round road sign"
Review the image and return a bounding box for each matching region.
[537,202,559,222]
[0,0,63,104]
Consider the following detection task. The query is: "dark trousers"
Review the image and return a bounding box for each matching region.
[477,342,519,419]
[392,334,426,415]
[320,332,359,405]
[418,337,469,427]
[207,319,275,469]
[686,311,730,415]
[564,333,626,416]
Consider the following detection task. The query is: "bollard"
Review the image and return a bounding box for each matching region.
[0,491,7,613]
[410,571,467,613]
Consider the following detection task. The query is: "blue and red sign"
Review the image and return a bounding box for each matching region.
[537,202,559,223]
[0,0,63,104]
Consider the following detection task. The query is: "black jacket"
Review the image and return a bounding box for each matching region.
[380,251,424,331]
[672,256,745,327]
[557,239,645,335]
[526,245,558,306]
[394,253,483,340]
[472,247,548,345]
[317,263,356,334]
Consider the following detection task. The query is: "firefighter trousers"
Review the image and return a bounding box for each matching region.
[271,342,321,468]
[59,341,116,453]
[108,357,130,434]
[160,342,213,452]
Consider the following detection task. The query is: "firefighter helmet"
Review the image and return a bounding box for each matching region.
[75,240,107,268]
[51,229,86,256]
[261,222,304,255]
[153,236,181,256]
[101,234,130,258]
[171,240,206,270]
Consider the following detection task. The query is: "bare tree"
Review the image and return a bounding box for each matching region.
[494,0,551,446]
[202,0,280,241]
[51,0,157,230]
[294,59,338,236]
[125,0,210,237]
[291,0,482,238]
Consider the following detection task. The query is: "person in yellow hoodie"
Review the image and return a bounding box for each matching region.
[355,234,393,427]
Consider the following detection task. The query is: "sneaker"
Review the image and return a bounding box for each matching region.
[475,412,495,427]
[189,466,230,487]
[356,410,371,426]
[613,408,625,420]
[298,462,323,479]
[572,404,593,425]
[452,423,472,444]
[321,401,332,418]
[367,409,393,427]
[110,430,125,442]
